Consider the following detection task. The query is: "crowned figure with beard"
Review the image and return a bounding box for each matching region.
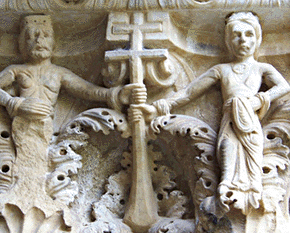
[0,15,144,218]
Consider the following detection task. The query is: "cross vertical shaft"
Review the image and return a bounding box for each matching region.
[125,13,157,232]
[105,12,168,232]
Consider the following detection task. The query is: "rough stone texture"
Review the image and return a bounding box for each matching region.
[0,0,290,233]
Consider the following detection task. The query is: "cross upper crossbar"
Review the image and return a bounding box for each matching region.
[110,12,163,51]
[105,49,168,62]
[112,22,162,35]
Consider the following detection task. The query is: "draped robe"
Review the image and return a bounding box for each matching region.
[210,62,268,213]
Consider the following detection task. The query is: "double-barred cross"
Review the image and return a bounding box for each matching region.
[105,12,168,232]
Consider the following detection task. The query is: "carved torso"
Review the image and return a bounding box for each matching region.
[9,64,65,106]
[214,62,264,102]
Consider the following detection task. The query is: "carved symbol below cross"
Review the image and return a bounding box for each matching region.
[105,12,169,232]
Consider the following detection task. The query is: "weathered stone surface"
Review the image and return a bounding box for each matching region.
[0,0,290,233]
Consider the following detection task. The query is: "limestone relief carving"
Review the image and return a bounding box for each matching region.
[0,1,290,233]
[131,11,289,232]
[0,0,289,11]
[249,100,290,233]
[0,204,70,233]
[47,108,130,206]
[0,109,15,194]
[0,14,144,232]
[48,109,219,233]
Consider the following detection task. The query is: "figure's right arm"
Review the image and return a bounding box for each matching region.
[152,66,220,115]
[0,66,16,107]
[1,66,53,119]
[0,66,28,117]
[130,65,220,123]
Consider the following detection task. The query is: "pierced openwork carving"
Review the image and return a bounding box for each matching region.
[0,123,15,194]
[66,112,218,232]
[47,108,130,204]
[0,2,290,233]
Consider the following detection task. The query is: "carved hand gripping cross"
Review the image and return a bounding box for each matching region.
[105,12,169,232]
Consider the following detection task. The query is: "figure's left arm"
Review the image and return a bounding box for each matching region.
[250,63,290,117]
[61,69,146,111]
[262,63,290,102]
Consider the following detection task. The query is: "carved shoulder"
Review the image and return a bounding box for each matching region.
[258,62,287,84]
[58,66,80,83]
[206,63,229,80]
[50,65,78,87]
[51,64,72,75]
[256,62,284,80]
[258,62,276,73]
[0,65,23,88]
[0,64,20,77]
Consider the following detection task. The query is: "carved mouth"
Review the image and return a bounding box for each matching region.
[35,45,49,51]
[239,45,249,51]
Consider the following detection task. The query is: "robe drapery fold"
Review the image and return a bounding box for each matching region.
[217,96,264,213]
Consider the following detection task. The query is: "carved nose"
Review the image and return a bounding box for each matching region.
[36,36,45,43]
[35,31,45,43]
[239,34,246,43]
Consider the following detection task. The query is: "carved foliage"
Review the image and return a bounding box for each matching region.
[258,100,290,232]
[79,114,219,232]
[47,108,130,205]
[149,114,218,203]
[0,140,15,194]
[262,100,290,182]
[85,144,192,233]
[0,111,15,194]
[0,204,70,233]
[149,114,219,231]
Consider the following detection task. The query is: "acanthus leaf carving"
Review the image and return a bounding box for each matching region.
[85,143,193,232]
[0,110,15,194]
[0,3,290,234]
[58,108,130,141]
[72,113,220,233]
[261,100,290,196]
[245,100,290,233]
[148,114,222,232]
[0,204,71,233]
[47,108,130,205]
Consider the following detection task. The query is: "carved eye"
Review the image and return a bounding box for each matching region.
[34,32,40,38]
[25,31,31,40]
[245,31,254,37]
[232,31,241,38]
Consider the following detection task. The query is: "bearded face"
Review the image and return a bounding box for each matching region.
[22,25,54,61]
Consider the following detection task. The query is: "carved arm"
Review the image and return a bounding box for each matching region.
[0,67,32,118]
[261,63,290,102]
[0,67,16,108]
[153,68,218,115]
[61,70,146,111]
[248,63,290,116]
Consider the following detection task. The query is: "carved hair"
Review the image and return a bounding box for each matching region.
[18,15,54,60]
[225,12,262,58]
